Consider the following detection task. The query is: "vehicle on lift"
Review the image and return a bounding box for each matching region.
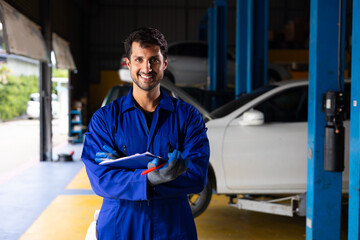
[119,41,291,87]
[200,79,351,217]
[26,93,60,119]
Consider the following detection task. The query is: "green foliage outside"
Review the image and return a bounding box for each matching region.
[0,66,66,121]
[0,70,38,121]
[52,68,68,78]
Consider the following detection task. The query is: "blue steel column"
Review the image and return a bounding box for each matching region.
[245,0,253,93]
[306,0,344,239]
[348,0,360,238]
[235,0,267,96]
[253,0,268,88]
[208,7,215,91]
[235,0,252,96]
[208,0,227,93]
[198,11,208,41]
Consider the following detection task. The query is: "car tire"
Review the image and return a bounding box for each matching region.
[188,176,212,218]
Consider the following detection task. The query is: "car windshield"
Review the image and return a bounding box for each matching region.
[211,85,277,118]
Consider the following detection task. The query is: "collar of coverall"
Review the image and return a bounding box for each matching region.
[121,87,175,114]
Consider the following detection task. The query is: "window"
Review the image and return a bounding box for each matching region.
[212,85,276,118]
[254,86,308,123]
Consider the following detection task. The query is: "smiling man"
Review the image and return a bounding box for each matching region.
[81,27,210,239]
[127,41,165,91]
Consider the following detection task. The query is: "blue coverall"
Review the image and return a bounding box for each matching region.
[81,88,210,240]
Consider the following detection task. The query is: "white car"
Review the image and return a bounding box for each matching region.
[193,79,351,217]
[26,93,60,119]
[119,41,291,87]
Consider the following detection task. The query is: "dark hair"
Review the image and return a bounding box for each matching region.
[124,27,168,60]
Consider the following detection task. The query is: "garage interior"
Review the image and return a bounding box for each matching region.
[0,0,359,239]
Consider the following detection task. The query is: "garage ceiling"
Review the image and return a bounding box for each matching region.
[1,0,314,101]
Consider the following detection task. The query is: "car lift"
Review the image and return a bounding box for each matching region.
[306,0,346,239]
[229,194,307,217]
[207,0,227,110]
[206,0,360,238]
[348,0,360,239]
[235,0,268,96]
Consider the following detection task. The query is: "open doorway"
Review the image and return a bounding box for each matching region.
[0,20,42,182]
[51,67,69,149]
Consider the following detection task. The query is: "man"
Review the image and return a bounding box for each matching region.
[82,27,210,239]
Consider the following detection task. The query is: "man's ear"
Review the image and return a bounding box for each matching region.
[163,57,168,70]
[125,57,131,69]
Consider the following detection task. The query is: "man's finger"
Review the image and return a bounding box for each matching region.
[96,152,108,158]
[102,145,119,156]
[150,158,161,166]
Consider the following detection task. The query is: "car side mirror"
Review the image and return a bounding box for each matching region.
[238,109,264,126]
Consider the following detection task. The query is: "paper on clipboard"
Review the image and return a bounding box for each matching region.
[99,152,160,169]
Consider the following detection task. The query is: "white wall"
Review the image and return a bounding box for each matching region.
[6,55,39,77]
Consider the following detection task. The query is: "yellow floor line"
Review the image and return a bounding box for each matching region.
[66,167,92,190]
[195,195,306,240]
[19,195,102,240]
[18,165,313,240]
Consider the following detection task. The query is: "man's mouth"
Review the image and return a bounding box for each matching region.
[139,73,154,80]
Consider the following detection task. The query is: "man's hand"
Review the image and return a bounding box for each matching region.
[147,149,189,186]
[95,145,120,163]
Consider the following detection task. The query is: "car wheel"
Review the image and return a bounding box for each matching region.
[188,176,212,218]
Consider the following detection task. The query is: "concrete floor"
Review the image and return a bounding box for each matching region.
[0,142,349,239]
[0,118,68,185]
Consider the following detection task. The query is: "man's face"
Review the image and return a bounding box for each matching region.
[126,41,167,92]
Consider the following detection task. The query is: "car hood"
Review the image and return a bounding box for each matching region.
[160,79,214,121]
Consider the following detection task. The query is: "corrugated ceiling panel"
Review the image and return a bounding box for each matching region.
[3,0,39,24]
[0,0,48,61]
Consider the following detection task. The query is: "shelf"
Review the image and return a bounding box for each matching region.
[71,130,82,134]
[69,109,83,143]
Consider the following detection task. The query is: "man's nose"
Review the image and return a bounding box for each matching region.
[141,61,152,73]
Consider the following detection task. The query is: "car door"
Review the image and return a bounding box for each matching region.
[222,86,309,193]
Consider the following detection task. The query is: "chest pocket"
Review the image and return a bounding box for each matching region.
[112,131,128,157]
[154,132,180,160]
[155,110,183,159]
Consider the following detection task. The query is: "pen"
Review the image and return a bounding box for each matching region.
[141,142,174,175]
[141,162,167,175]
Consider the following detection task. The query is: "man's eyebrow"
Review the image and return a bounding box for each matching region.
[132,54,161,59]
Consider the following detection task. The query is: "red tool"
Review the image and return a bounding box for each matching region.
[141,162,167,175]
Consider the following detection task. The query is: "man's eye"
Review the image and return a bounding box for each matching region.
[151,59,160,63]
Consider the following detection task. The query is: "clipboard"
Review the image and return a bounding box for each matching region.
[99,152,161,169]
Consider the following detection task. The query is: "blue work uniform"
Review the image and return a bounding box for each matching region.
[81,88,210,240]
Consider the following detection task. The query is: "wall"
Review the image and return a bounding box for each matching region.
[87,70,122,122]
[6,55,39,76]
